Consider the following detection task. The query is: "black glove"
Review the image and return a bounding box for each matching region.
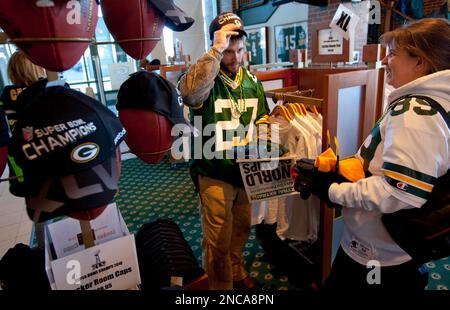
[293,158,349,207]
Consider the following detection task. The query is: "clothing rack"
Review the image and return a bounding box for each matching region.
[265,86,323,108]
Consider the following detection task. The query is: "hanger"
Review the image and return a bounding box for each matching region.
[283,105,294,121]
[285,102,300,117]
[255,114,270,125]
[300,103,309,116]
[273,93,295,120]
[292,102,306,116]
[270,105,293,121]
[311,105,320,116]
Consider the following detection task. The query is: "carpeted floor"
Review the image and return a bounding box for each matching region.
[115,157,296,290]
[115,157,449,290]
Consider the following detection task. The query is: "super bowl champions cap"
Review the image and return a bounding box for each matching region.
[116,71,185,125]
[13,78,70,116]
[9,86,126,222]
[209,12,247,41]
[24,151,120,223]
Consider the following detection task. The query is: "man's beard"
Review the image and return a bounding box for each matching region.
[220,62,241,77]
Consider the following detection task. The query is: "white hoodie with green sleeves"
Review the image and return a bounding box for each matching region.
[329,70,450,266]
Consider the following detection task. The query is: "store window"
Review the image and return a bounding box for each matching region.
[0,44,18,87]
[163,27,174,62]
[202,0,217,49]
[60,8,137,105]
[0,45,10,89]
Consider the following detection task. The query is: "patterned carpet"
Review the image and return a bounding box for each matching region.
[115,157,296,290]
[425,260,450,290]
[115,157,449,290]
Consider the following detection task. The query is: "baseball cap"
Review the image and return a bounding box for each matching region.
[209,12,247,41]
[14,78,71,115]
[150,0,195,32]
[116,71,185,125]
[23,152,120,223]
[9,85,126,222]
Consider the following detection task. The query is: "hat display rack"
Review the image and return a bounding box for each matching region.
[0,0,195,101]
[0,0,195,253]
[0,41,189,108]
[0,44,122,274]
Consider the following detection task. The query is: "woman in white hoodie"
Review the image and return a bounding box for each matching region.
[311,18,450,290]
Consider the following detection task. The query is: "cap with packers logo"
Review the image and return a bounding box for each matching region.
[9,85,126,222]
[209,12,247,41]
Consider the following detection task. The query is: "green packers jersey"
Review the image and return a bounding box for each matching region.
[191,68,269,187]
[0,85,26,196]
[0,85,24,130]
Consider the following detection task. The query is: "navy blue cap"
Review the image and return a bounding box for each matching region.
[209,12,247,41]
[116,71,186,125]
[150,0,195,32]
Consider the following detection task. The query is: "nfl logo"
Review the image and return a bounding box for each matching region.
[22,126,34,141]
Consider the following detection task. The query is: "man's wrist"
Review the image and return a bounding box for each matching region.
[211,45,224,54]
[209,46,223,61]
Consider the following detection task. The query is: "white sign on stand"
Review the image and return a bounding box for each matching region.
[47,203,126,259]
[318,28,344,55]
[238,156,297,203]
[108,62,135,90]
[330,4,360,40]
[44,203,140,290]
[51,234,140,290]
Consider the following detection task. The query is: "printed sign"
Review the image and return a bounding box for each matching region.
[238,157,296,203]
[108,62,135,90]
[318,28,344,55]
[51,234,140,290]
[47,203,126,259]
[330,4,360,40]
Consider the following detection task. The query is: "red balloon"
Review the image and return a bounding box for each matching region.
[119,109,172,164]
[101,0,165,60]
[0,0,98,71]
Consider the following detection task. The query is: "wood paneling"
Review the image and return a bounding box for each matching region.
[297,67,366,99]
[320,69,379,283]
[255,66,385,285]
[254,68,298,88]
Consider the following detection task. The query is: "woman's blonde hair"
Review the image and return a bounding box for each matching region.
[7,51,46,87]
[380,18,450,74]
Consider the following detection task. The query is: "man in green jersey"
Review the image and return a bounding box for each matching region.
[179,12,269,290]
